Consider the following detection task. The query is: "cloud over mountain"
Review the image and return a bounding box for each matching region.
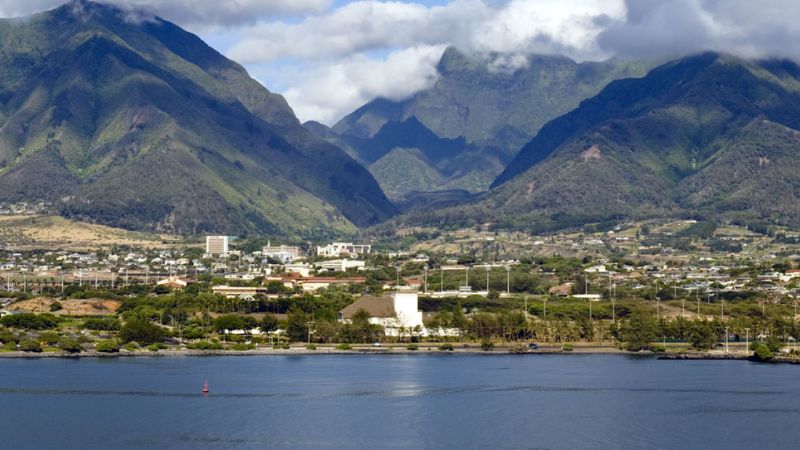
[5,1,800,124]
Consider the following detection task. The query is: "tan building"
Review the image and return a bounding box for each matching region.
[206,236,229,255]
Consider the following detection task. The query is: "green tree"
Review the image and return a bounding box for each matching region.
[260,314,279,332]
[689,321,717,350]
[0,313,59,330]
[84,318,121,331]
[285,306,309,342]
[119,319,165,345]
[38,331,61,346]
[212,315,246,332]
[619,310,657,351]
[19,337,42,352]
[58,336,82,353]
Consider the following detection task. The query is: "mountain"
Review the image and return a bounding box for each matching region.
[316,47,651,202]
[440,52,800,231]
[0,0,395,236]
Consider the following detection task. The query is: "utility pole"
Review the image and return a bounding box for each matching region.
[485,267,490,294]
[440,268,444,293]
[696,288,700,318]
[611,282,616,324]
[506,266,510,295]
[724,327,729,353]
[745,328,750,353]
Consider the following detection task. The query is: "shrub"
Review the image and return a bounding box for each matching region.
[147,343,167,352]
[58,336,82,353]
[752,342,774,361]
[273,343,290,350]
[231,343,256,351]
[0,328,19,344]
[3,341,17,351]
[438,343,454,352]
[406,344,419,351]
[650,344,666,353]
[335,343,352,350]
[480,340,495,351]
[19,338,42,353]
[306,344,317,350]
[562,343,574,352]
[95,339,120,353]
[508,344,528,354]
[765,336,783,353]
[123,341,141,352]
[38,331,61,346]
[186,341,223,350]
[49,301,62,312]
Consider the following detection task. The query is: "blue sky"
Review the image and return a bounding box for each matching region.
[4,1,800,124]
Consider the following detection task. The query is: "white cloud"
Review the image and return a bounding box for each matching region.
[274,45,445,124]
[228,0,622,64]
[598,0,800,61]
[228,0,622,123]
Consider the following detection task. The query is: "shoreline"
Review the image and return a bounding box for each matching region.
[2,345,797,363]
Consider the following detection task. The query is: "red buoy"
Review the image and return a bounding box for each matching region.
[202,381,209,394]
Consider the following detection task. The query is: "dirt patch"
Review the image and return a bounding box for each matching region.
[7,298,121,316]
[580,144,601,161]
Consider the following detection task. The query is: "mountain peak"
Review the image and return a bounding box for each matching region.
[0,1,395,235]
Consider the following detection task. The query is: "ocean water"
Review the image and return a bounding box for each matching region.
[0,354,798,449]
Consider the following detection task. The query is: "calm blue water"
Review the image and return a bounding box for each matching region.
[0,354,798,449]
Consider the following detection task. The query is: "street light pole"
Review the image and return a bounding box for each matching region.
[745,328,750,353]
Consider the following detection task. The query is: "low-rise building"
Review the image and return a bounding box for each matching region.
[338,289,423,336]
[316,242,371,257]
[316,259,366,272]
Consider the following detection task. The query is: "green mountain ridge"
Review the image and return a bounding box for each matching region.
[0,0,395,236]
[399,52,800,232]
[319,47,652,201]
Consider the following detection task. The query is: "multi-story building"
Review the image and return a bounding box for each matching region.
[205,236,229,255]
[262,242,303,263]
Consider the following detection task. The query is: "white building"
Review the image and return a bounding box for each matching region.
[316,259,366,272]
[338,289,423,336]
[317,242,371,257]
[262,242,303,263]
[206,236,229,255]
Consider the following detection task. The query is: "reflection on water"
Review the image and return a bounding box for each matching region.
[0,354,799,450]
